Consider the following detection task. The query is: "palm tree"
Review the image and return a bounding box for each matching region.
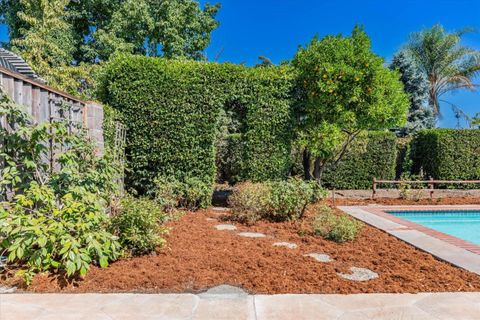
[405,24,480,116]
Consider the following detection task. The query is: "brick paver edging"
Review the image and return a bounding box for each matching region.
[363,205,480,255]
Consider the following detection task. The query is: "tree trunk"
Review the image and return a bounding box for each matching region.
[313,157,323,186]
[302,148,311,180]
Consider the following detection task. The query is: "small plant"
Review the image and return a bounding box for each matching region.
[110,195,168,255]
[153,176,212,211]
[313,205,361,243]
[268,179,326,220]
[228,182,271,224]
[0,94,121,284]
[398,174,424,201]
[229,179,326,223]
[0,184,121,284]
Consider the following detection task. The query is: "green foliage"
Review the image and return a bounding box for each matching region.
[98,55,294,191]
[228,182,271,224]
[292,26,409,183]
[110,195,167,255]
[405,24,480,116]
[229,179,326,223]
[321,131,398,189]
[2,0,220,63]
[0,184,121,284]
[390,50,435,136]
[411,129,480,183]
[241,66,294,181]
[6,0,95,96]
[313,206,361,243]
[154,176,212,211]
[268,179,326,220]
[0,97,121,284]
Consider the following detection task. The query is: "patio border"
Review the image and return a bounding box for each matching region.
[338,205,480,275]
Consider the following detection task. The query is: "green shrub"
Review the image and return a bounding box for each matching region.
[268,179,326,220]
[411,129,480,186]
[0,184,121,284]
[228,182,271,224]
[229,179,326,223]
[313,206,361,242]
[0,96,121,284]
[154,176,212,211]
[98,55,294,192]
[110,195,167,255]
[321,131,398,189]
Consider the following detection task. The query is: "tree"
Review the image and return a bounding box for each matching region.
[292,27,409,184]
[8,0,92,94]
[1,0,221,63]
[390,50,435,135]
[405,24,480,116]
[148,0,221,60]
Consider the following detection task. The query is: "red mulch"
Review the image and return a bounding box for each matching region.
[3,198,480,294]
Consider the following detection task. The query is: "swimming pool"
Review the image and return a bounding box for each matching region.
[386,210,480,245]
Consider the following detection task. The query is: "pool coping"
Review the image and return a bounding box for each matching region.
[338,205,480,275]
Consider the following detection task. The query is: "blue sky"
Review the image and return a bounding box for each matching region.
[201,0,480,128]
[1,0,479,127]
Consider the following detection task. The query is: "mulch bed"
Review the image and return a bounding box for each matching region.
[3,198,480,294]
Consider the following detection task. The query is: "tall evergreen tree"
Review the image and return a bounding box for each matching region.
[390,50,435,135]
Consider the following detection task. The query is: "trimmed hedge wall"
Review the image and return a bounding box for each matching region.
[321,131,398,189]
[98,55,293,193]
[411,129,480,181]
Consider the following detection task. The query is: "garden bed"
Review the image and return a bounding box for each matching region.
[3,200,480,294]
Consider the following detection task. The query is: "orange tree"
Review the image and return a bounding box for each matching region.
[292,26,409,184]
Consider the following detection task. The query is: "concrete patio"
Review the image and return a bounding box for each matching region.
[1,292,480,320]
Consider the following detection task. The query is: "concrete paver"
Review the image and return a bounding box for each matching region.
[1,293,479,320]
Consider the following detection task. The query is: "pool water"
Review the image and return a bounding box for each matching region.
[386,210,480,245]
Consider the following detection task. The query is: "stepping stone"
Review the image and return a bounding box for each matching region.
[0,286,16,294]
[338,267,379,281]
[215,224,237,231]
[304,253,332,263]
[212,207,231,211]
[238,232,266,238]
[211,207,231,215]
[200,284,248,297]
[273,242,298,249]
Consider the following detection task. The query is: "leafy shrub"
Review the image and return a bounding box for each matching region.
[320,131,398,189]
[98,55,294,193]
[154,176,212,211]
[411,129,480,187]
[228,182,271,224]
[0,184,121,284]
[0,97,121,284]
[229,179,326,223]
[110,195,167,255]
[268,179,326,220]
[313,206,361,242]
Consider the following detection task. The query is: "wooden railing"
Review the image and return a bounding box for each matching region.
[372,177,480,199]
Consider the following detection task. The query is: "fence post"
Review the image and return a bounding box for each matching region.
[429,176,434,199]
[84,101,104,156]
[372,177,377,199]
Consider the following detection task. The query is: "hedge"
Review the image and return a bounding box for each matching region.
[98,55,293,193]
[411,129,480,182]
[321,131,398,189]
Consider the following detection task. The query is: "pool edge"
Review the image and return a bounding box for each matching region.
[339,205,480,276]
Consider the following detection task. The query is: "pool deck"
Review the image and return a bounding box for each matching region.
[1,292,480,319]
[339,205,480,275]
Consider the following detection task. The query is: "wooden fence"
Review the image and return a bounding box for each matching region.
[372,177,480,199]
[0,66,107,200]
[0,66,104,154]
